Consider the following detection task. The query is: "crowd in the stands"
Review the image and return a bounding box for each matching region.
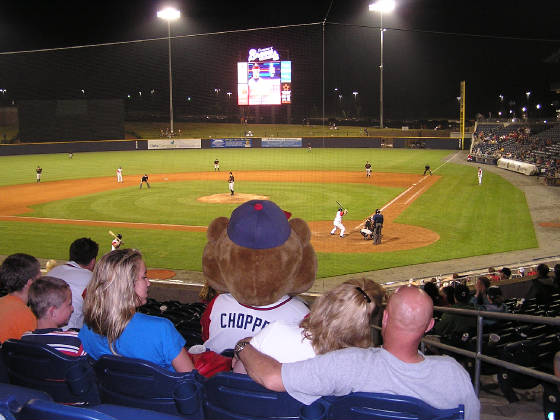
[1,229,559,419]
[471,124,560,177]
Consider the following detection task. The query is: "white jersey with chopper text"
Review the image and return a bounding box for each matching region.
[201,293,309,354]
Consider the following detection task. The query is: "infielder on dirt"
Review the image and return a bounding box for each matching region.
[330,208,348,238]
[116,166,123,183]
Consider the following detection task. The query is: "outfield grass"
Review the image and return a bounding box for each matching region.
[0,148,538,278]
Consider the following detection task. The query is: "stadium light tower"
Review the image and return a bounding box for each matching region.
[369,0,395,129]
[157,7,181,135]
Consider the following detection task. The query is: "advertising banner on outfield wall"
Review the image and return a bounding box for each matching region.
[147,139,201,149]
[261,138,302,148]
[211,138,252,148]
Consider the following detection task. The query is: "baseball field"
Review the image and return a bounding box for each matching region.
[0,147,537,278]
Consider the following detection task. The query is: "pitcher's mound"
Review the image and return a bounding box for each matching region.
[197,193,269,204]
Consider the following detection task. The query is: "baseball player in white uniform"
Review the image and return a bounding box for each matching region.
[477,167,483,185]
[201,293,309,354]
[116,167,123,183]
[330,208,348,237]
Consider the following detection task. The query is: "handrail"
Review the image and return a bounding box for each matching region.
[373,304,560,396]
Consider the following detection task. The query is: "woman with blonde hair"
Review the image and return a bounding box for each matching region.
[79,249,193,372]
[233,278,384,372]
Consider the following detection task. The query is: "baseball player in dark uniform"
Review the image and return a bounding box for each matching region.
[372,209,384,245]
[214,159,220,171]
[36,166,42,183]
[360,216,374,240]
[365,161,372,177]
[423,164,432,176]
[228,172,235,196]
[139,174,150,189]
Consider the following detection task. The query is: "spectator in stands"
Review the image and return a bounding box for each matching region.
[525,263,554,304]
[236,286,480,420]
[552,264,560,288]
[423,281,442,306]
[79,249,194,372]
[0,253,40,343]
[48,238,99,330]
[471,276,491,307]
[232,279,385,373]
[431,284,477,342]
[487,267,500,282]
[479,286,506,326]
[440,284,456,306]
[21,276,86,357]
[499,267,512,281]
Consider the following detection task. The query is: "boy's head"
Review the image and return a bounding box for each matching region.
[0,253,41,294]
[28,276,73,328]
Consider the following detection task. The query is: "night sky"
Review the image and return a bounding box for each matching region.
[1,0,559,121]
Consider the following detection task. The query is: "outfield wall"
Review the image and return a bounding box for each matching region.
[0,136,467,156]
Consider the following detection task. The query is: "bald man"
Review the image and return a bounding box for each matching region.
[236,286,480,420]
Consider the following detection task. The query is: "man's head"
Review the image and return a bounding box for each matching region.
[537,263,550,278]
[69,237,99,268]
[500,267,511,279]
[382,286,434,343]
[0,253,41,294]
[454,283,471,303]
[28,276,73,328]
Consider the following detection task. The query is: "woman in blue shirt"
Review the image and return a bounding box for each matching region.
[79,249,193,372]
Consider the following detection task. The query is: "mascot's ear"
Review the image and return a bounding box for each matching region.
[289,218,311,244]
[207,217,229,242]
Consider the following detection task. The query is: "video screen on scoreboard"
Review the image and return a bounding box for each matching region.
[238,61,291,105]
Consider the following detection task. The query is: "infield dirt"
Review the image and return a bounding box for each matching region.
[0,171,440,254]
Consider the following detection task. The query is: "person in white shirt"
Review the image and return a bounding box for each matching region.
[232,278,385,372]
[48,238,98,330]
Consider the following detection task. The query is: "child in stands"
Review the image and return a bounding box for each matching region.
[21,276,86,357]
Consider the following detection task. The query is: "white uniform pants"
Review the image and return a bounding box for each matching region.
[331,222,345,237]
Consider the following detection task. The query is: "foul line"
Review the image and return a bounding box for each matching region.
[352,173,434,230]
[0,215,206,230]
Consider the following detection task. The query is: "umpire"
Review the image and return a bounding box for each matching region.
[373,209,384,245]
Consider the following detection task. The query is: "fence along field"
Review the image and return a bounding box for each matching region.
[0,148,536,278]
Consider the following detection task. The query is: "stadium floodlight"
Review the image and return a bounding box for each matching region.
[369,0,395,128]
[536,104,541,110]
[158,7,181,135]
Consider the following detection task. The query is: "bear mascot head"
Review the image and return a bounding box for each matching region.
[202,200,317,306]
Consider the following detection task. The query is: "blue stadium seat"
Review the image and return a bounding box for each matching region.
[203,371,326,420]
[93,354,204,419]
[0,383,52,420]
[320,392,464,420]
[18,399,189,420]
[1,339,100,405]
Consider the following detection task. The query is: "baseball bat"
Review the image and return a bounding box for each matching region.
[336,200,344,209]
[108,230,117,239]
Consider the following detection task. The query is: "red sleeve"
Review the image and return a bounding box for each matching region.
[201,295,218,342]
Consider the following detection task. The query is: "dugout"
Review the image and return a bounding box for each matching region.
[18,99,124,142]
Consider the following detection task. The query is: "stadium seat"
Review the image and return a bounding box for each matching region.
[0,383,52,420]
[17,399,190,420]
[320,392,465,420]
[498,339,540,402]
[203,371,326,420]
[1,339,100,405]
[93,354,204,418]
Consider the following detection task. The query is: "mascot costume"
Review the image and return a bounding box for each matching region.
[201,200,317,354]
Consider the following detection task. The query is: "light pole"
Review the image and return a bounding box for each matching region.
[157,7,181,135]
[369,0,395,128]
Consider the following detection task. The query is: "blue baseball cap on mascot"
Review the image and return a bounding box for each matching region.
[227,200,291,249]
